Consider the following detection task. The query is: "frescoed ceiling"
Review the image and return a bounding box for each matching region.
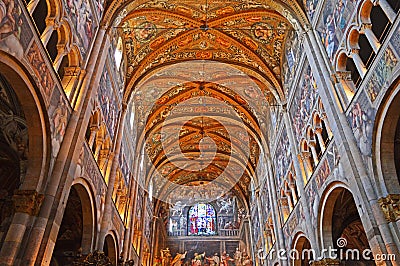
[114,0,306,204]
[120,0,293,101]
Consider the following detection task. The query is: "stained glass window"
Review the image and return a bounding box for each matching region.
[188,203,217,236]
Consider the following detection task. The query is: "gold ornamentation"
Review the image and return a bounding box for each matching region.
[378,194,400,222]
[12,190,44,216]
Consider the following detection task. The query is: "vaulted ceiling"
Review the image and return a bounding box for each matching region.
[111,0,308,204]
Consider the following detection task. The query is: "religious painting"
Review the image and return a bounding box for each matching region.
[305,181,320,231]
[391,22,400,57]
[27,42,55,100]
[251,200,260,243]
[64,0,95,58]
[93,0,105,19]
[282,30,301,96]
[188,203,217,236]
[0,0,32,59]
[317,0,357,62]
[273,126,291,186]
[315,159,331,189]
[119,139,131,183]
[346,91,375,159]
[97,67,119,139]
[305,0,320,21]
[366,47,398,102]
[48,90,70,164]
[290,63,318,141]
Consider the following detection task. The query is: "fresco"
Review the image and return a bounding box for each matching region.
[347,91,375,159]
[366,47,398,102]
[0,0,32,59]
[305,0,320,21]
[290,63,318,141]
[315,158,331,189]
[27,42,55,101]
[274,127,291,186]
[98,67,119,139]
[64,0,95,58]
[317,0,357,62]
[282,30,301,96]
[391,22,400,57]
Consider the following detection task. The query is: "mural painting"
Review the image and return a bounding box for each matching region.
[49,90,70,160]
[305,0,319,21]
[317,0,357,62]
[274,127,291,186]
[366,47,398,102]
[315,158,331,189]
[347,91,375,159]
[0,0,31,59]
[98,67,119,139]
[282,30,301,96]
[27,42,55,100]
[290,64,318,141]
[391,22,400,57]
[64,0,95,58]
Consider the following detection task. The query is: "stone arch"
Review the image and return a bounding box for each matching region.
[103,232,118,265]
[359,0,373,24]
[292,233,313,266]
[71,178,97,254]
[0,52,50,191]
[319,183,371,262]
[373,73,400,195]
[52,184,95,264]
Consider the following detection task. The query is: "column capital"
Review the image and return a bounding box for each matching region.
[360,23,373,32]
[378,194,400,222]
[12,190,44,216]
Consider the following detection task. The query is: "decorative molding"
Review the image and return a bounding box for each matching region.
[12,190,44,216]
[378,194,400,222]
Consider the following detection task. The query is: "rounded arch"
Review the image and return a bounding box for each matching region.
[318,183,371,258]
[373,73,400,195]
[104,232,119,266]
[71,178,97,253]
[0,51,50,191]
[291,233,313,266]
[359,0,373,24]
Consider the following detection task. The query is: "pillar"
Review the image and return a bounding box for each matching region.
[361,23,381,53]
[349,49,367,78]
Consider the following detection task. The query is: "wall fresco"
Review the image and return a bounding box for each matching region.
[64,0,96,58]
[317,0,357,62]
[274,126,291,186]
[290,63,318,141]
[282,30,301,96]
[98,67,119,139]
[305,0,320,21]
[27,42,55,101]
[366,47,398,102]
[347,91,375,159]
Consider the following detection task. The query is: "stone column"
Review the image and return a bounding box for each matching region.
[265,158,288,266]
[61,67,82,101]
[0,190,44,265]
[332,71,356,105]
[349,49,367,78]
[20,25,110,265]
[308,141,320,165]
[314,127,326,152]
[40,18,57,46]
[97,104,128,250]
[360,23,381,53]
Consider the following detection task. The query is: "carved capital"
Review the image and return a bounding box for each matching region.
[378,194,400,222]
[12,190,44,216]
[310,258,340,265]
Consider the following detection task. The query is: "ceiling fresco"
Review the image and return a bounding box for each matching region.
[120,0,293,101]
[113,0,309,204]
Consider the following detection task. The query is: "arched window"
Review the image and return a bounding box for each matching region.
[188,203,216,236]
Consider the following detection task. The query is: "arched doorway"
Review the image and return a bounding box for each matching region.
[51,184,95,265]
[292,235,313,266]
[103,234,118,265]
[375,77,400,194]
[0,73,28,244]
[321,186,373,264]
